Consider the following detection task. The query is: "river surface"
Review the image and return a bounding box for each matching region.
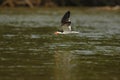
[0,8,120,80]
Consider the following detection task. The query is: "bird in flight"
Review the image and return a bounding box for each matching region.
[54,11,79,35]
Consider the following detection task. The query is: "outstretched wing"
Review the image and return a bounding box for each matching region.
[61,11,71,24]
[60,11,72,32]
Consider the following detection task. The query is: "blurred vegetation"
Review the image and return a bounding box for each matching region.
[0,0,3,4]
[0,0,120,6]
[53,0,120,6]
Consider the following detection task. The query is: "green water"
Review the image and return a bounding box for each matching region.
[0,8,120,80]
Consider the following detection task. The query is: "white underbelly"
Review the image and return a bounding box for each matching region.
[59,31,79,34]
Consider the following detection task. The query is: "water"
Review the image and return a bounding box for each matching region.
[0,8,120,80]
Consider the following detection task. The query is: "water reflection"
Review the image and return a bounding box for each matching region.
[54,50,73,80]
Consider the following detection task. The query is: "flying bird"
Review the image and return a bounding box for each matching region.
[54,11,79,35]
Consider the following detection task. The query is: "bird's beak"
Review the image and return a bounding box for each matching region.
[54,31,59,35]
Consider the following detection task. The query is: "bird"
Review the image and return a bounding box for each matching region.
[54,11,79,35]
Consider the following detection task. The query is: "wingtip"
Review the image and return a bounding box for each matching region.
[67,11,70,14]
[61,10,71,24]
